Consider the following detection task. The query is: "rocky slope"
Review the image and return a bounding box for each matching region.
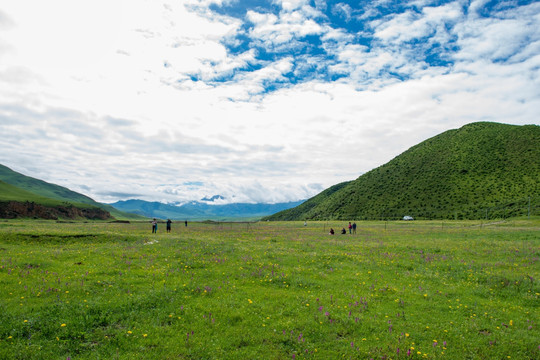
[0,201,111,220]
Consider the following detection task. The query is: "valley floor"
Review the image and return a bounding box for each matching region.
[0,219,538,359]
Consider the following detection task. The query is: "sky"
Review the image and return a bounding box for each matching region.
[0,0,539,205]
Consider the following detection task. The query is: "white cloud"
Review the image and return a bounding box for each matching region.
[246,8,324,48]
[332,3,353,21]
[468,0,490,15]
[373,3,462,44]
[273,0,309,12]
[453,3,540,63]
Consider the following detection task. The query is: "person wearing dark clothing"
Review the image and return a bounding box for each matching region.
[329,228,335,235]
[185,220,188,227]
[341,228,346,234]
[152,219,157,233]
[166,219,172,233]
[352,222,357,234]
[348,222,352,234]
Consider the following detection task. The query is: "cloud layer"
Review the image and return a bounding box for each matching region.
[0,0,539,204]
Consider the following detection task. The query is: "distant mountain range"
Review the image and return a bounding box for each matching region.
[108,199,305,221]
[265,122,540,220]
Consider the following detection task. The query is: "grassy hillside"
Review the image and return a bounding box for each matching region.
[0,180,67,206]
[0,164,97,204]
[0,180,113,219]
[0,165,145,220]
[267,122,540,220]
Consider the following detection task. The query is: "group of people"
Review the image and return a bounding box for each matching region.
[329,221,357,235]
[151,219,358,234]
[151,219,188,233]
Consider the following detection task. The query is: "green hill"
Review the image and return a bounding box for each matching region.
[0,165,145,220]
[0,180,66,206]
[265,122,540,221]
[0,179,111,220]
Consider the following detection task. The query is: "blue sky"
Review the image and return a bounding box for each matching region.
[0,0,539,204]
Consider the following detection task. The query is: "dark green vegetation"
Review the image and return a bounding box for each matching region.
[0,165,144,220]
[0,219,538,359]
[267,122,540,221]
[110,199,305,221]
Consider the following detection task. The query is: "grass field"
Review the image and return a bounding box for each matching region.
[0,219,538,359]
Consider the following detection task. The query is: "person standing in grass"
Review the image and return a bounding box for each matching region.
[152,219,157,233]
[166,219,172,233]
[348,222,352,234]
[352,222,357,234]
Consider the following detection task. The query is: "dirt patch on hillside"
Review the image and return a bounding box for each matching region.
[0,201,111,220]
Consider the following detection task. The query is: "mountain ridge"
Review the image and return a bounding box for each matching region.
[109,199,305,221]
[264,122,540,220]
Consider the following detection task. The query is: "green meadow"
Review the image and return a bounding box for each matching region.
[0,219,538,359]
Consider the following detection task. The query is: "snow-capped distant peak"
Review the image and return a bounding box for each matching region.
[200,195,225,202]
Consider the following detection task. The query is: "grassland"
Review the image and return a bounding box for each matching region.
[0,219,538,359]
